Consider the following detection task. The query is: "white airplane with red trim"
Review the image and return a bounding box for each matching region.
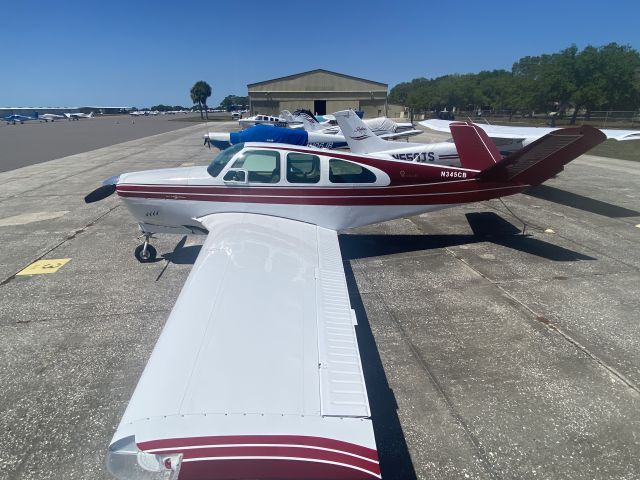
[85,122,605,480]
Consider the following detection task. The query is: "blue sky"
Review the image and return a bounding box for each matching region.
[2,0,639,108]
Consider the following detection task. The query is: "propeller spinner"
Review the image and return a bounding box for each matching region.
[84,175,120,203]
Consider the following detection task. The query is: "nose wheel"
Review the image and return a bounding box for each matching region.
[135,233,157,263]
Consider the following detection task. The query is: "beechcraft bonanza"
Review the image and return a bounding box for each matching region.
[64,111,94,120]
[421,118,640,154]
[86,123,604,480]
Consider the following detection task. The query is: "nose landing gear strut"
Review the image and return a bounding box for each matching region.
[134,232,157,263]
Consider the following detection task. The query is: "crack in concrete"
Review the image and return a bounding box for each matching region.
[486,200,640,272]
[355,261,503,480]
[440,203,640,394]
[0,205,120,287]
[10,308,171,326]
[442,243,640,396]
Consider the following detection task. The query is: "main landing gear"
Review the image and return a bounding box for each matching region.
[134,232,157,263]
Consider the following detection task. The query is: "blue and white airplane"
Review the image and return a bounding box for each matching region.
[204,123,348,150]
[3,112,39,125]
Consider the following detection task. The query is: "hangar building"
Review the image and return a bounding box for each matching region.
[247,69,388,118]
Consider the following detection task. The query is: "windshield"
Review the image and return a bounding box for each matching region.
[207,143,245,177]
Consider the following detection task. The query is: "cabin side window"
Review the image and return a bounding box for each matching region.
[286,153,320,184]
[232,150,281,183]
[329,159,376,184]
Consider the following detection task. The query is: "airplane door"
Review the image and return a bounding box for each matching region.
[314,100,326,116]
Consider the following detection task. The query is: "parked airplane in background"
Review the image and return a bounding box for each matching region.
[238,113,292,129]
[334,109,462,166]
[204,123,348,150]
[85,121,604,480]
[421,119,640,153]
[3,112,39,125]
[39,113,66,122]
[286,109,422,139]
[65,111,94,120]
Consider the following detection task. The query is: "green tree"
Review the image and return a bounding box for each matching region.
[390,44,640,122]
[190,81,212,120]
[219,95,249,111]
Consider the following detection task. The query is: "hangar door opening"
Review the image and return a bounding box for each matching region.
[314,100,327,116]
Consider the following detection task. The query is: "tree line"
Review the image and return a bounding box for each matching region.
[389,43,640,123]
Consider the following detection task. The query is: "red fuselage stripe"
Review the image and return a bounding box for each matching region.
[116,184,524,206]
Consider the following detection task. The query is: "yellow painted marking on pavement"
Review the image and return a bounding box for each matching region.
[180,162,195,166]
[16,259,71,275]
[636,224,640,229]
[544,228,555,234]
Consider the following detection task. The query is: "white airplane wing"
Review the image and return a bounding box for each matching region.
[420,119,640,141]
[379,129,423,140]
[107,213,380,480]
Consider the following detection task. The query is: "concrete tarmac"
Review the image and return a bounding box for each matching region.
[0,114,210,173]
[0,123,639,479]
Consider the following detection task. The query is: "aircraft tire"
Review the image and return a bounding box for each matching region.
[134,244,157,263]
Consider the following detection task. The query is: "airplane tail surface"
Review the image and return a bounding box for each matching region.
[449,122,501,170]
[334,109,393,153]
[291,109,322,132]
[88,112,94,118]
[452,122,606,185]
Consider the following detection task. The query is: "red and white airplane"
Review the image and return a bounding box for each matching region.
[86,122,605,480]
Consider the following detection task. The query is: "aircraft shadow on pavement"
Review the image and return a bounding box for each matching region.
[343,262,418,480]
[339,212,595,262]
[525,185,640,218]
[161,236,202,265]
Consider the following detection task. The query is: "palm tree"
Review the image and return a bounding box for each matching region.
[190,81,212,120]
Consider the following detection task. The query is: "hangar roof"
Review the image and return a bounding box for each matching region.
[248,69,387,92]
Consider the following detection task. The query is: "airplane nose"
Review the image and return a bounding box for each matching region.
[204,133,231,150]
[84,175,120,203]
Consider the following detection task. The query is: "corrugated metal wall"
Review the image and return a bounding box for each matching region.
[248,70,387,117]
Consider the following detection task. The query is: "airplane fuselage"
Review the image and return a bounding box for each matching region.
[373,141,461,166]
[115,143,526,234]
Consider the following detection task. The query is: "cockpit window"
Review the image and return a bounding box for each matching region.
[207,143,245,177]
[232,149,281,183]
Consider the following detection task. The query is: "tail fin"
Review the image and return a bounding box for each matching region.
[280,110,293,121]
[475,125,605,185]
[291,110,322,132]
[88,112,94,118]
[449,121,501,170]
[333,109,392,153]
[293,109,320,124]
